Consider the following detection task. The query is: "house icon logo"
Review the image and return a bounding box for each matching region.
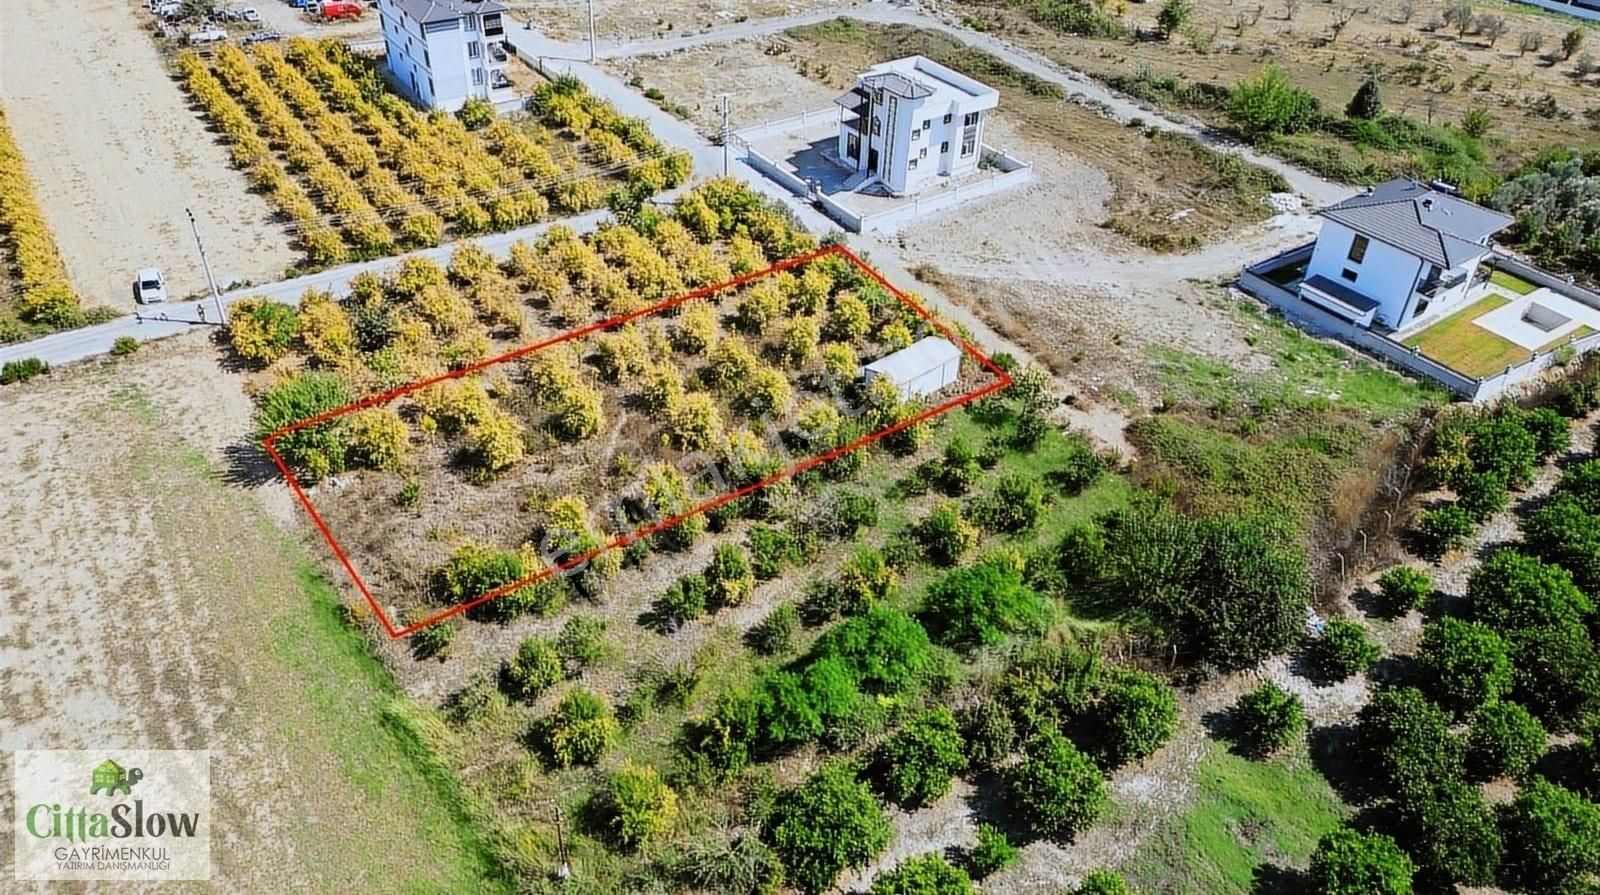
[88,759,144,797]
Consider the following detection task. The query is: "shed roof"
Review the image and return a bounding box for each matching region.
[864,336,962,381]
[1318,177,1512,269]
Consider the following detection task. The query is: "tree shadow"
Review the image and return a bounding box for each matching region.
[963,768,1034,843]
[221,439,282,488]
[1308,722,1374,806]
[1250,863,1303,895]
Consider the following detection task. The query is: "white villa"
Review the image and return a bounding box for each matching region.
[1299,177,1514,331]
[832,56,1000,197]
[376,0,514,112]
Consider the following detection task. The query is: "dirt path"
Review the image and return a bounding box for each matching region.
[0,0,295,309]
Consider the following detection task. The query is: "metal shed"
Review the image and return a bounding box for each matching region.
[862,336,962,398]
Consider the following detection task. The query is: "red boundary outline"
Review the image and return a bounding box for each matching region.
[263,243,1012,638]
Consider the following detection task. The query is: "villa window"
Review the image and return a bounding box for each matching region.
[473,68,485,86]
[909,158,918,170]
[922,118,930,130]
[483,12,503,35]
[423,49,429,67]
[920,147,927,158]
[964,111,980,126]
[465,13,477,31]
[960,132,976,157]
[940,141,949,154]
[468,40,482,58]
[871,116,881,135]
[1341,268,1359,283]
[911,129,921,140]
[943,113,952,124]
[1347,234,1369,264]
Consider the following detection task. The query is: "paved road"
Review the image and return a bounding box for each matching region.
[0,210,607,368]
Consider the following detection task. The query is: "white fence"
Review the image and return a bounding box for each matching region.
[731,108,844,143]
[1239,245,1600,402]
[733,136,1032,234]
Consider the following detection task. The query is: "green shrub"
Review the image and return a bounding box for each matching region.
[973,473,1045,534]
[1047,433,1106,494]
[602,762,679,848]
[669,827,782,895]
[438,542,525,606]
[959,700,1018,770]
[936,438,982,495]
[655,573,708,628]
[1523,405,1571,458]
[1226,64,1320,136]
[1357,687,1465,792]
[706,542,755,609]
[1081,668,1179,769]
[446,673,508,726]
[914,502,978,567]
[1467,548,1593,632]
[254,372,352,481]
[456,97,495,130]
[834,547,897,616]
[555,615,607,674]
[1232,681,1305,757]
[534,688,618,767]
[0,356,47,384]
[1554,458,1600,514]
[504,636,563,701]
[919,555,1048,651]
[111,335,140,356]
[1095,506,1308,670]
[810,607,936,695]
[1074,870,1132,895]
[747,524,797,579]
[1496,778,1600,893]
[1415,504,1474,556]
[1007,729,1108,841]
[1376,566,1433,615]
[1415,617,1512,718]
[1506,619,1600,732]
[869,853,974,895]
[411,621,455,660]
[1306,827,1415,895]
[1345,77,1383,120]
[1392,777,1501,887]
[227,297,298,365]
[1452,469,1508,521]
[968,823,1019,879]
[765,762,891,895]
[1308,619,1380,682]
[1522,494,1600,593]
[872,707,968,808]
[747,603,798,656]
[1464,700,1545,781]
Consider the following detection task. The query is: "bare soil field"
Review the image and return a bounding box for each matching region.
[0,0,295,309]
[0,334,501,893]
[938,0,1599,166]
[529,0,862,43]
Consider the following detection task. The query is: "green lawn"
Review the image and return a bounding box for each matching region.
[1489,268,1540,296]
[1149,302,1444,422]
[1400,294,1531,377]
[1129,743,1347,894]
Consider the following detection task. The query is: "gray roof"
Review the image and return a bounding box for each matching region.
[864,336,961,379]
[1303,275,1380,313]
[389,0,505,25]
[860,71,933,100]
[1318,177,1513,269]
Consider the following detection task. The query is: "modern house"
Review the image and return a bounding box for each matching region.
[1298,177,1513,331]
[832,56,1000,196]
[375,0,514,112]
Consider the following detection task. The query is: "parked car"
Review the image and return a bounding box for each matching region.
[242,28,281,43]
[240,6,260,21]
[319,0,363,19]
[154,1,183,17]
[188,25,228,42]
[133,268,168,305]
[287,0,312,9]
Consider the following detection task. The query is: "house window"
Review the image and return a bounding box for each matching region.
[940,141,949,154]
[964,111,980,126]
[911,129,920,140]
[846,132,860,160]
[483,12,503,35]
[424,49,430,67]
[960,133,976,157]
[468,41,481,58]
[465,13,477,31]
[909,158,918,170]
[1347,234,1369,264]
[943,113,952,124]
[473,68,485,86]
[1341,268,1359,282]
[919,147,927,158]
[922,118,930,130]
[871,116,881,135]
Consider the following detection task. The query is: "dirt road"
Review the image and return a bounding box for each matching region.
[0,0,295,310]
[0,335,498,893]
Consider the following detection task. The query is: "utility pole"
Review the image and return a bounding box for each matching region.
[587,0,596,62]
[186,208,226,326]
[720,93,731,176]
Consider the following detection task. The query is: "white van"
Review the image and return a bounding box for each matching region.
[134,268,168,304]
